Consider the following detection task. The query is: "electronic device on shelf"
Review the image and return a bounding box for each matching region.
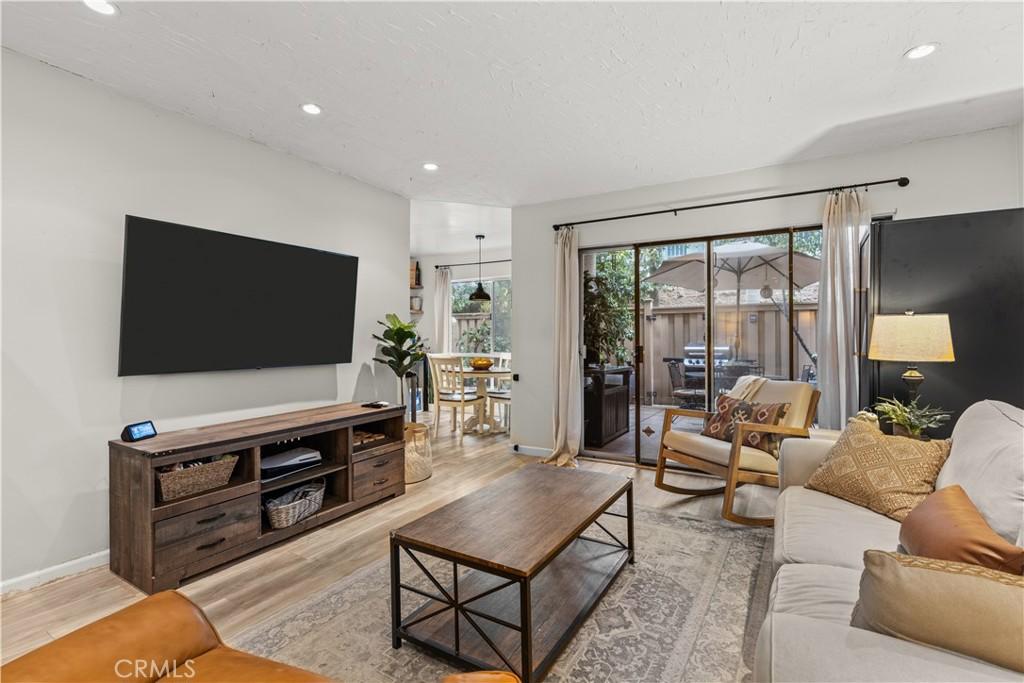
[120,420,157,442]
[260,447,322,482]
[360,401,390,409]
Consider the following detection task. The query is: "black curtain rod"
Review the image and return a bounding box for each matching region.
[552,176,909,231]
[434,258,511,269]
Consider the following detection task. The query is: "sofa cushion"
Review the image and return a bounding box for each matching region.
[936,400,1024,544]
[851,551,1024,673]
[900,485,1024,574]
[663,429,779,474]
[774,486,899,572]
[754,611,1019,683]
[805,421,950,521]
[769,563,861,624]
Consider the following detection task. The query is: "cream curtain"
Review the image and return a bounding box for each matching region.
[817,189,870,428]
[545,227,582,467]
[433,266,452,353]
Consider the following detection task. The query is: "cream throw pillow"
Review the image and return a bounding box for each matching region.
[852,550,1024,672]
[806,420,950,521]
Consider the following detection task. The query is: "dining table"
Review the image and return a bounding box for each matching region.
[461,366,513,434]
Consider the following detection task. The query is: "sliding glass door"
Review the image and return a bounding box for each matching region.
[637,241,709,463]
[581,227,822,465]
[580,247,637,461]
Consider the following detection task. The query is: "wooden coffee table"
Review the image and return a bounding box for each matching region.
[389,464,634,683]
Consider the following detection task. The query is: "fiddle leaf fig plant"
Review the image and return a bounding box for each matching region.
[873,396,950,438]
[372,313,426,379]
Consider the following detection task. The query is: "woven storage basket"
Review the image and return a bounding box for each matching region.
[157,455,238,502]
[264,479,325,529]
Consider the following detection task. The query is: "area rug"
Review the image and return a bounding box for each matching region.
[233,507,773,683]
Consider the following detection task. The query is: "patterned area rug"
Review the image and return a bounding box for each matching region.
[234,508,773,683]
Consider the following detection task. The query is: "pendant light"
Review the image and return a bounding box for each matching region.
[469,234,491,302]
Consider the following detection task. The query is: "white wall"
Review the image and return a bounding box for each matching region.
[413,246,512,352]
[510,124,1024,451]
[1,52,410,586]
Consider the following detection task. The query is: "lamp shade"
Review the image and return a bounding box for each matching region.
[867,313,955,363]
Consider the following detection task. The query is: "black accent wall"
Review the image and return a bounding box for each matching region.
[863,208,1023,438]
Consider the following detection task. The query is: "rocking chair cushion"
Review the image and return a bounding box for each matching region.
[663,429,779,474]
[701,394,791,456]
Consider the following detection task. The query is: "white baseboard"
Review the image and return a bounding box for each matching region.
[511,444,551,457]
[1,549,109,595]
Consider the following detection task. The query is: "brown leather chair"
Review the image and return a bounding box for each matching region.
[442,673,520,683]
[1,591,331,682]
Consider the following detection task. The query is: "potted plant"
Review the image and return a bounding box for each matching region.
[873,396,951,439]
[583,271,632,366]
[373,314,427,422]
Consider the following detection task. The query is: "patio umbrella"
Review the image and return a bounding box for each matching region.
[643,241,820,354]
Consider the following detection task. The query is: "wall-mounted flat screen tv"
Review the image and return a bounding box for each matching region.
[118,215,358,376]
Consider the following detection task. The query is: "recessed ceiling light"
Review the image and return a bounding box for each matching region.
[301,103,322,115]
[903,43,938,60]
[83,0,118,15]
[422,162,439,172]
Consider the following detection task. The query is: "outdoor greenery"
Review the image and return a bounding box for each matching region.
[583,271,629,363]
[372,313,426,379]
[458,321,493,353]
[451,279,511,353]
[873,396,951,437]
[715,231,823,259]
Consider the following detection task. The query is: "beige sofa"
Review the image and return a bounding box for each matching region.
[754,400,1024,682]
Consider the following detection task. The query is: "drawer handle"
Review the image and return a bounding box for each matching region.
[373,478,389,486]
[196,512,226,525]
[196,538,226,551]
[372,459,390,468]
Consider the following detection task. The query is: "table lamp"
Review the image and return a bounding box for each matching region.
[867,311,955,401]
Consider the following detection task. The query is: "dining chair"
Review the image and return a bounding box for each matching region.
[427,354,485,444]
[654,376,820,526]
[487,353,512,432]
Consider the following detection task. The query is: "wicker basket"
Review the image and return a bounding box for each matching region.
[157,455,238,502]
[264,479,325,529]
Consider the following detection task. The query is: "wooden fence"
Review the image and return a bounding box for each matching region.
[452,313,491,351]
[640,303,818,406]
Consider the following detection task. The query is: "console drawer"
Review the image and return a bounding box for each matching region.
[153,495,259,574]
[353,451,404,499]
[155,494,259,548]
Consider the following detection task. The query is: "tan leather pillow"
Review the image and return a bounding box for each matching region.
[806,420,950,521]
[901,485,1024,575]
[852,550,1024,672]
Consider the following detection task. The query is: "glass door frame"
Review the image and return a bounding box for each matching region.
[580,224,821,465]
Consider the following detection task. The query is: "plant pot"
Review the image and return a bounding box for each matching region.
[891,424,928,440]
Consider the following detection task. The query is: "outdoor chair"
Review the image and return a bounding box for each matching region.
[655,376,820,526]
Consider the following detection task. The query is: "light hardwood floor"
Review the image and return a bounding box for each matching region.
[0,409,775,664]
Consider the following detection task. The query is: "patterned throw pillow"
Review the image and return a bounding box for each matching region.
[700,394,791,456]
[806,420,951,521]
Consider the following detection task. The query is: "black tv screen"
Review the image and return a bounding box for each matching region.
[118,216,358,376]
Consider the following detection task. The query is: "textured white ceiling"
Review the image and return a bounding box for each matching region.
[2,2,1022,206]
[410,201,511,256]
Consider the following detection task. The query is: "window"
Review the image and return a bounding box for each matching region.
[450,278,512,353]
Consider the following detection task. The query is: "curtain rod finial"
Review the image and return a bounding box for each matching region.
[898,177,910,187]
